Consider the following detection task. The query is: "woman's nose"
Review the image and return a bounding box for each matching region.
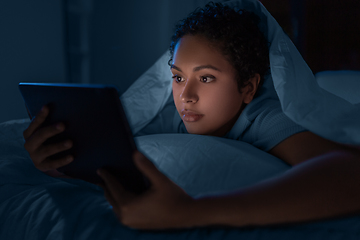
[180,79,199,103]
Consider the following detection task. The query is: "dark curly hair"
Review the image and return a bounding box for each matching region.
[168,2,270,93]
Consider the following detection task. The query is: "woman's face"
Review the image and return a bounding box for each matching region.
[171,35,255,137]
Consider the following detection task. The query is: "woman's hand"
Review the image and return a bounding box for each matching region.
[23,106,74,176]
[97,151,197,230]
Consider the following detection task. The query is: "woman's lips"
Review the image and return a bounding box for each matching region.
[181,110,204,122]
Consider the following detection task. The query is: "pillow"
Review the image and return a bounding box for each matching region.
[135,134,290,198]
[0,119,290,196]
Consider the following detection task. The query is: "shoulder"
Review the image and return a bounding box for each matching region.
[244,100,306,152]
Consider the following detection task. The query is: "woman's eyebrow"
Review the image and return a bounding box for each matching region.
[170,64,222,72]
[170,64,182,72]
[194,65,222,72]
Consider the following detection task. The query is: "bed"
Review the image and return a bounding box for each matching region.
[1,72,360,239]
[1,0,360,239]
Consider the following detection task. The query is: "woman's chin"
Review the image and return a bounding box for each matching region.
[185,127,208,136]
[185,126,220,137]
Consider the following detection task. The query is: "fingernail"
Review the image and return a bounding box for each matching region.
[56,123,64,130]
[64,141,72,148]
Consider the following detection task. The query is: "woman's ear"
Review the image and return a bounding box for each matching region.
[243,73,261,104]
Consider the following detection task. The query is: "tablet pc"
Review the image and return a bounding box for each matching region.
[19,82,149,194]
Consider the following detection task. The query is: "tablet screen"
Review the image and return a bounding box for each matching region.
[19,83,149,194]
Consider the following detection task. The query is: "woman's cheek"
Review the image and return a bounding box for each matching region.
[172,84,181,108]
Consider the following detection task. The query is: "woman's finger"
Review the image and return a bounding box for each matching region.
[97,169,127,204]
[24,123,66,152]
[36,139,73,160]
[37,155,74,172]
[100,183,120,213]
[23,106,49,140]
[132,151,170,186]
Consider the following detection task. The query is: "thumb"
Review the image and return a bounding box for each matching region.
[132,151,169,186]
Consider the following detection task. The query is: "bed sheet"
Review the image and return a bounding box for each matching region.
[1,119,360,239]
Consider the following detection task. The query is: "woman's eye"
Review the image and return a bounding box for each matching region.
[172,76,183,83]
[200,76,215,83]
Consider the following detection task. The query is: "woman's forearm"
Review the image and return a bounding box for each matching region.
[190,150,360,227]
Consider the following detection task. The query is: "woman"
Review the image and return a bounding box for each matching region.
[23,2,360,230]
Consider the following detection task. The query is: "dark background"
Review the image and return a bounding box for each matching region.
[260,0,360,72]
[1,0,359,123]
